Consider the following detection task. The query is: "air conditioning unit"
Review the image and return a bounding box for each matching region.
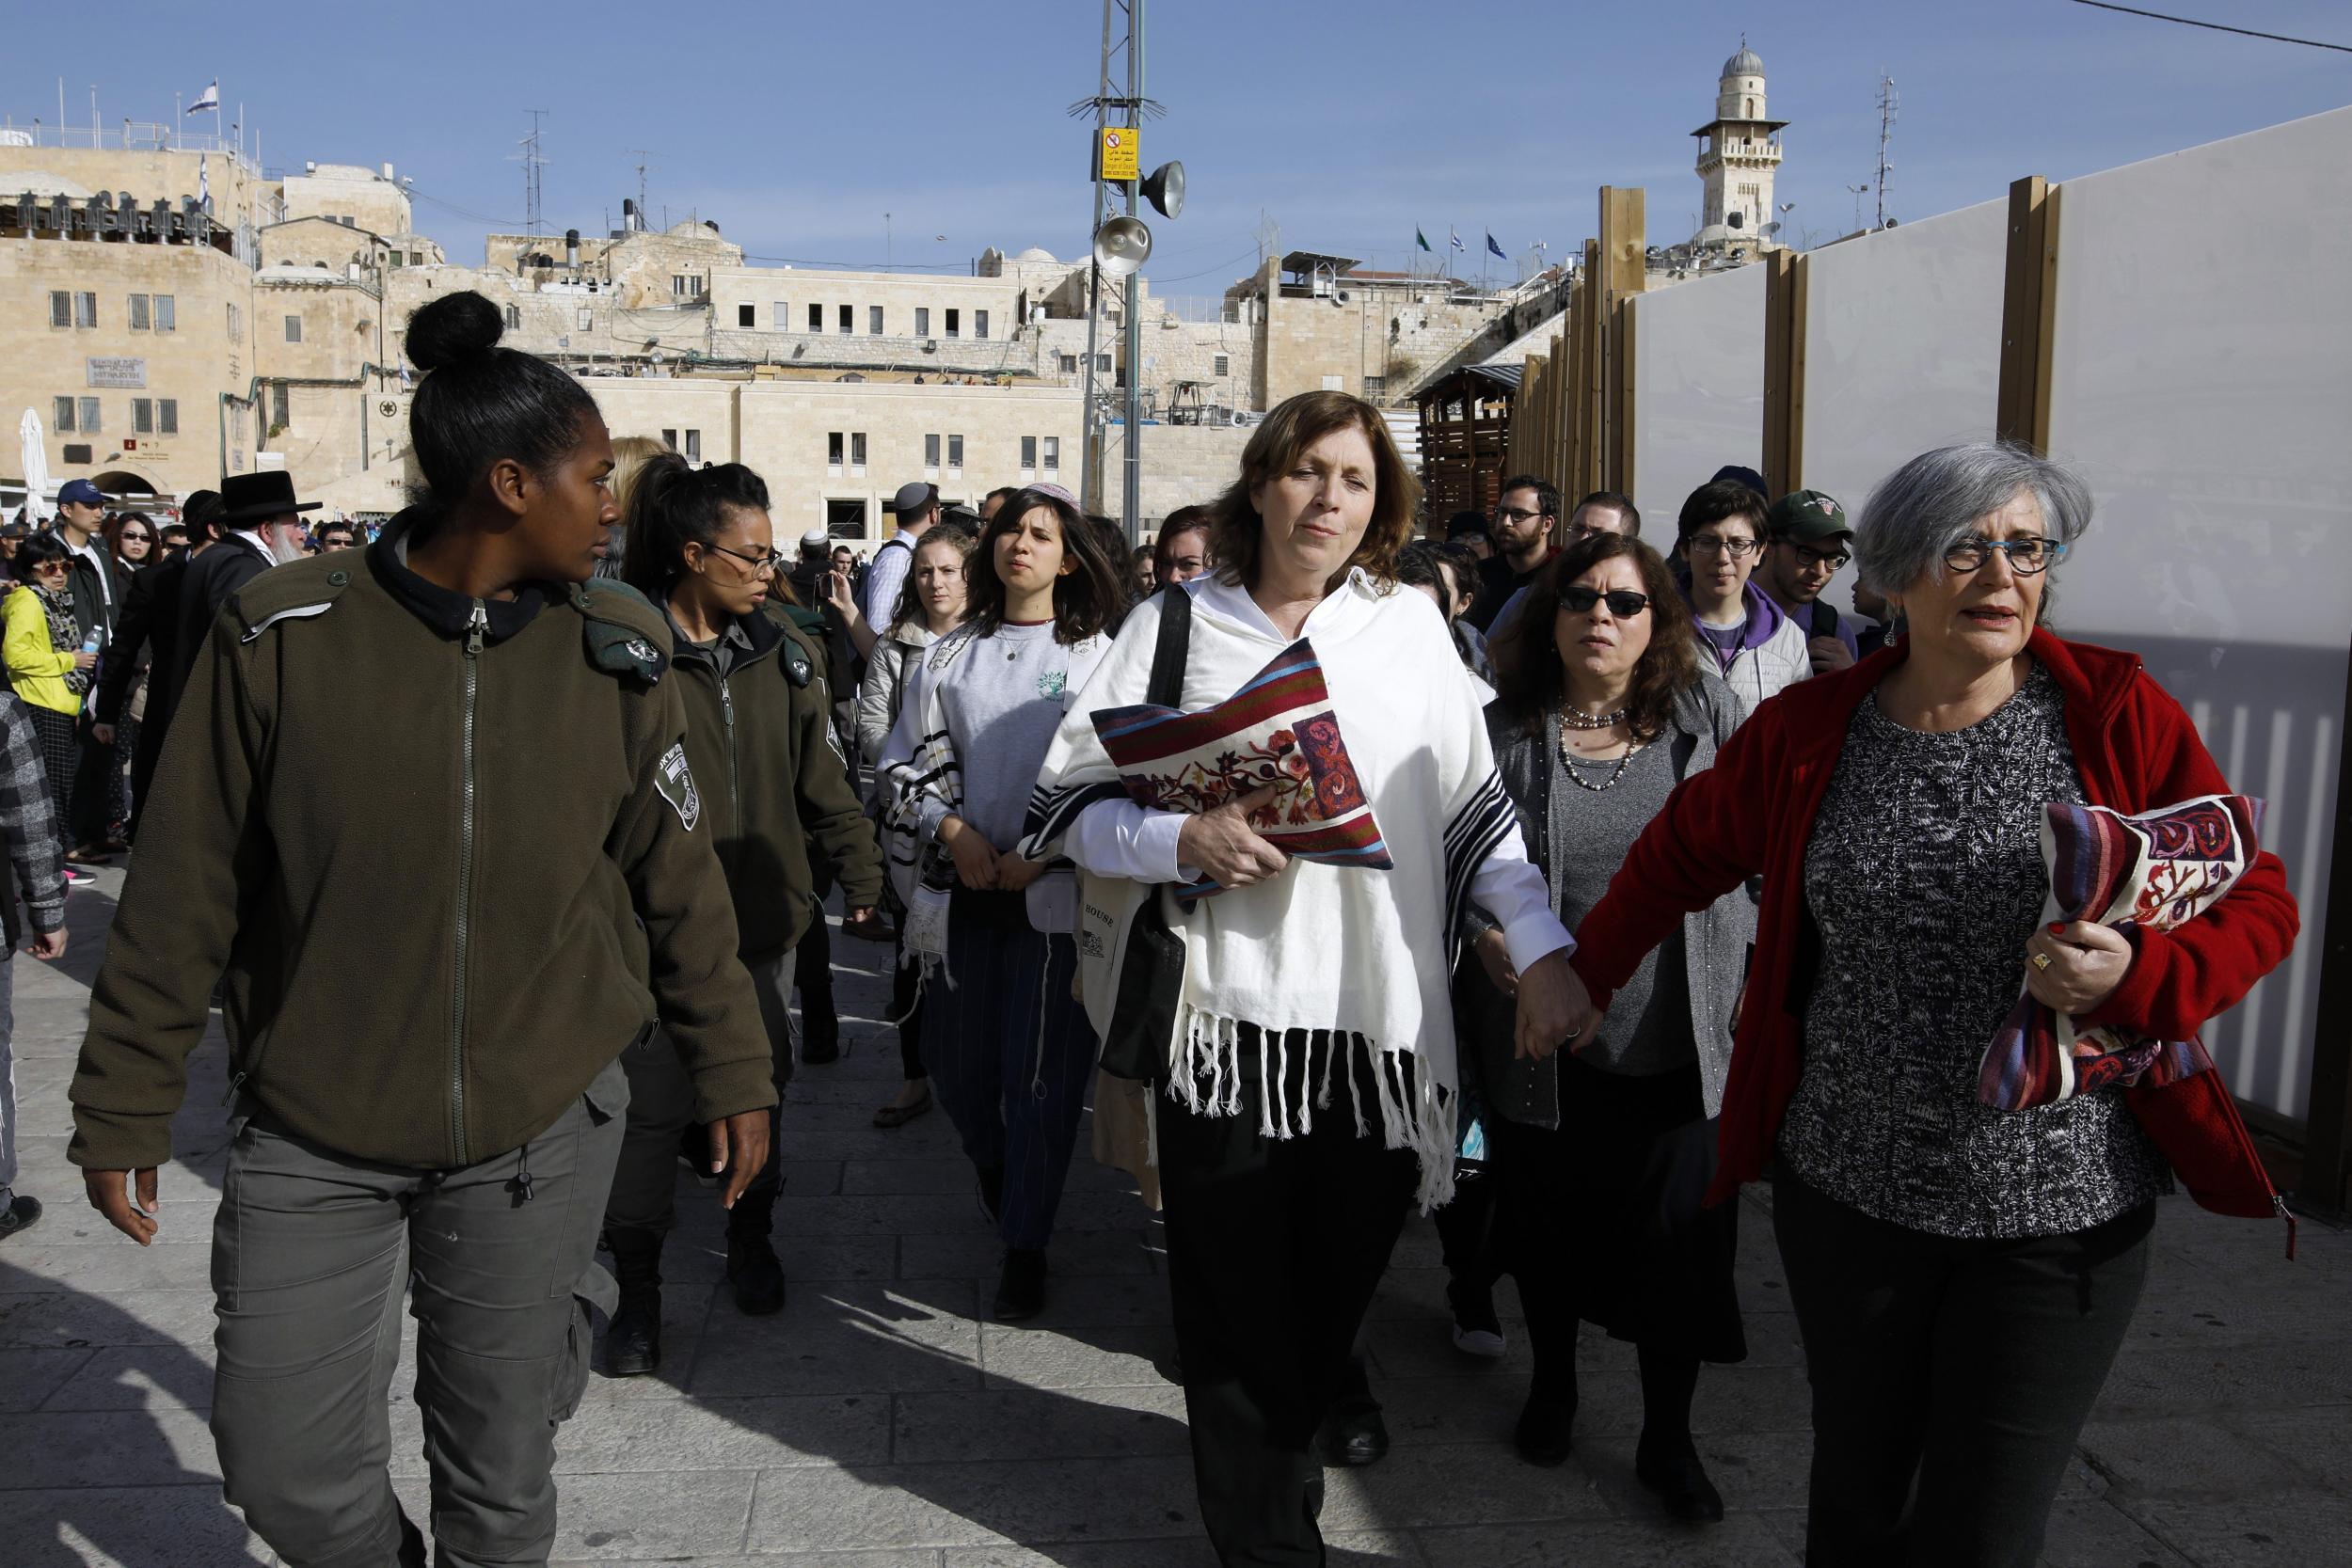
[922,340,938,353]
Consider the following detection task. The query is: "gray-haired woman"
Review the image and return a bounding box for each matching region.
[1554,441,2298,1565]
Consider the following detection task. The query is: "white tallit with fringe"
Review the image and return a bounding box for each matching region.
[1021,573,1561,1212]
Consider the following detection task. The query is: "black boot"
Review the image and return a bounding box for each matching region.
[993,1246,1047,1321]
[799,1008,841,1066]
[602,1227,664,1377]
[726,1190,787,1316]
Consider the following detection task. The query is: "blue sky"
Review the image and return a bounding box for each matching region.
[14,2,2350,296]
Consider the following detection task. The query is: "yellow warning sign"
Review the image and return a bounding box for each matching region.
[1099,127,1140,182]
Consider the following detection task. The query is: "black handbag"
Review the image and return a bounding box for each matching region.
[1096,586,1194,1084]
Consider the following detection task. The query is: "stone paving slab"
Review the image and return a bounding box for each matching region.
[0,865,2345,1565]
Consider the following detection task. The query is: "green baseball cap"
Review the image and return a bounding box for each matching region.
[1767,489,1851,545]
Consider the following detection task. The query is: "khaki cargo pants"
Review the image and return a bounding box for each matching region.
[209,1055,628,1568]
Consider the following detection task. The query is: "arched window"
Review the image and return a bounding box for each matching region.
[1744,97,1756,117]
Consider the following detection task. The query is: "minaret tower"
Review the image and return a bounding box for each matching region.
[1692,40,1787,242]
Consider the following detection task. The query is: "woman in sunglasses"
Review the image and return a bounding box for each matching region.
[1557,443,2297,1564]
[603,452,884,1371]
[1464,531,1755,1518]
[3,532,98,870]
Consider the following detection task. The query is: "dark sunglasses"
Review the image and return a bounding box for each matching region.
[1560,585,1652,618]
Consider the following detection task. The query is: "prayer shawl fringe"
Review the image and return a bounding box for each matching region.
[880,626,983,987]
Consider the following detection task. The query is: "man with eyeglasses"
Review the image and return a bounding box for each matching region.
[1757,490,1862,676]
[1674,479,1810,718]
[1465,474,1560,632]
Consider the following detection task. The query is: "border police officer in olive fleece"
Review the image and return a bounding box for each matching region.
[68,292,775,1568]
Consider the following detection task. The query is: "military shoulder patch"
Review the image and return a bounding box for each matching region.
[654,741,702,832]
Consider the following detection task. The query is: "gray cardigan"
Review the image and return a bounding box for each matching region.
[1465,674,1756,1126]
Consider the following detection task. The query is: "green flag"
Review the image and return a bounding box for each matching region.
[1416,227,1432,253]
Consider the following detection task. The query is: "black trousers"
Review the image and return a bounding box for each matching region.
[890,928,927,1082]
[1158,1031,1418,1568]
[795,859,835,1029]
[68,715,112,847]
[1772,1175,2155,1568]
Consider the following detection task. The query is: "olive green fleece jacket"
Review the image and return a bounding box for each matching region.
[669,603,882,959]
[68,548,778,1174]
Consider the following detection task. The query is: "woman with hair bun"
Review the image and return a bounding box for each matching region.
[68,289,782,1568]
[596,451,883,1375]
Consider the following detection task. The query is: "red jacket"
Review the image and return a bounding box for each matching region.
[1569,627,2300,1230]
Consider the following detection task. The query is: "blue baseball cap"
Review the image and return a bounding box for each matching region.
[56,479,105,506]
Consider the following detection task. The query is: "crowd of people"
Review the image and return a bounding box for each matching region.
[0,285,2293,1568]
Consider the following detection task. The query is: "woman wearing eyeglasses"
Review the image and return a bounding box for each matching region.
[90,513,157,847]
[1554,443,2298,1565]
[1672,479,1811,718]
[4,533,98,871]
[1463,531,1755,1520]
[603,452,885,1372]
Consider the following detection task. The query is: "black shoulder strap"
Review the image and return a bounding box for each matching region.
[1811,599,1840,639]
[1145,585,1192,708]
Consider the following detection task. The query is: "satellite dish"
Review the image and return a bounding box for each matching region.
[1141,161,1185,220]
[1763,222,1782,237]
[1093,214,1152,277]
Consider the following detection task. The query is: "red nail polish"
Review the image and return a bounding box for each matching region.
[2048,923,2068,935]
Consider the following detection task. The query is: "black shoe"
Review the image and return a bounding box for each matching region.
[993,1246,1047,1321]
[977,1166,1003,1227]
[602,1227,664,1377]
[0,1194,42,1243]
[1317,1402,1391,1467]
[725,1193,786,1316]
[1514,1392,1576,1466]
[799,1011,841,1065]
[1636,1437,1724,1522]
[1447,1276,1506,1359]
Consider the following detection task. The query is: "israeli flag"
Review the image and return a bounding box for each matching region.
[1449,227,1465,253]
[188,80,220,115]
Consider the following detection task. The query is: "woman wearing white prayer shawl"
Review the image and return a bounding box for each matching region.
[1022,391,1582,1568]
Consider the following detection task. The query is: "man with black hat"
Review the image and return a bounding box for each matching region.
[1757,488,1860,676]
[93,490,224,840]
[171,471,319,696]
[860,481,938,629]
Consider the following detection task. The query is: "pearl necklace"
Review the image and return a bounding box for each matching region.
[1558,710,1644,793]
[1559,704,1627,731]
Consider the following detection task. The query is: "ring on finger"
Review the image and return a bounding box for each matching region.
[2029,952,2054,973]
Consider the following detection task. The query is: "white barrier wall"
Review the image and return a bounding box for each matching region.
[1629,261,1765,527]
[2044,106,2352,1123]
[1799,198,2009,620]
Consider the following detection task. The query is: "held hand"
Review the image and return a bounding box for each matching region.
[1806,635,1854,675]
[2025,921,2135,1015]
[1514,949,1595,1062]
[90,722,116,746]
[939,816,1000,890]
[994,851,1048,893]
[85,1167,160,1245]
[1176,784,1288,890]
[840,905,892,942]
[707,1110,774,1211]
[72,651,98,672]
[1474,927,1518,998]
[29,927,65,959]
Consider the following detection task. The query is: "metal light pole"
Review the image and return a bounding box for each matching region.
[1120,6,1145,543]
[1074,0,1159,541]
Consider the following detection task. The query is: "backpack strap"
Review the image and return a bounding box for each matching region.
[1146,584,1193,708]
[1810,599,1840,640]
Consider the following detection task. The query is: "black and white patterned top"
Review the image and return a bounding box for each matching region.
[1778,664,2169,1238]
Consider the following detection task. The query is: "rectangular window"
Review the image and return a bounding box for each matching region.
[868,305,884,335]
[827,432,844,467]
[774,302,787,327]
[52,396,73,433]
[975,309,989,340]
[284,314,303,343]
[154,294,175,332]
[914,308,930,338]
[128,293,151,331]
[132,398,153,435]
[827,499,866,539]
[1214,354,1230,377]
[49,291,71,328]
[78,396,101,434]
[946,435,963,468]
[1042,436,1060,470]
[925,433,941,467]
[75,293,96,328]
[850,432,867,467]
[683,429,702,463]
[737,304,755,327]
[228,303,242,340]
[158,398,178,436]
[578,308,593,330]
[671,274,704,298]
[271,384,289,428]
[409,251,424,266]
[1021,436,1037,468]
[945,309,960,339]
[1362,374,1386,400]
[1058,353,1078,373]
[808,303,823,332]
[661,428,677,450]
[838,304,852,333]
[1096,353,1112,372]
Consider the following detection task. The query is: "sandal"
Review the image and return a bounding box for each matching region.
[872,1085,933,1129]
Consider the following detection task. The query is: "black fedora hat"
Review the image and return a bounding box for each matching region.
[215,470,321,525]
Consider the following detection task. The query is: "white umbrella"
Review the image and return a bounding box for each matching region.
[18,408,51,523]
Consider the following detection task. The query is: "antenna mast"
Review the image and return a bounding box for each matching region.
[1873,75,1898,229]
[517,110,549,239]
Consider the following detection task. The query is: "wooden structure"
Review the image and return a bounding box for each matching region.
[1415,363,1519,518]
[1505,186,1647,498]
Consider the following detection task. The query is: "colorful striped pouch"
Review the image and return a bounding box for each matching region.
[1089,638,1392,899]
[1977,793,2263,1111]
